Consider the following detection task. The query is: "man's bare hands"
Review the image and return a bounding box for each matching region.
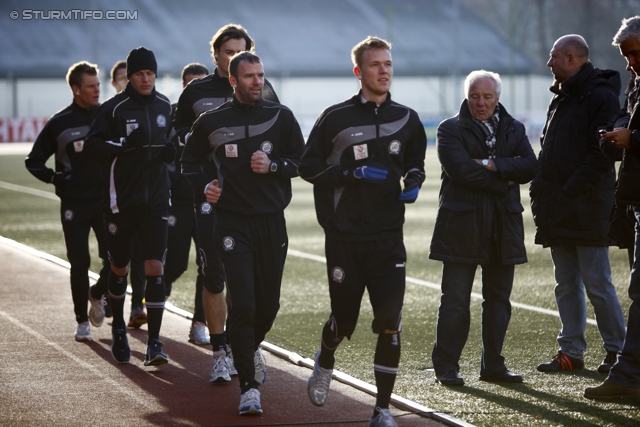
[251,151,270,174]
[205,179,221,203]
[602,128,632,150]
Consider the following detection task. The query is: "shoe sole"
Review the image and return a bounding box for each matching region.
[88,315,103,328]
[128,314,148,329]
[144,355,168,366]
[255,369,266,384]
[210,375,232,383]
[188,337,210,345]
[436,378,464,386]
[112,350,130,363]
[239,407,263,415]
[75,335,93,342]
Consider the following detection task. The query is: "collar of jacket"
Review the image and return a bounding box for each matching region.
[351,89,393,111]
[70,99,99,119]
[124,82,157,105]
[457,99,513,128]
[231,95,264,113]
[212,68,231,84]
[550,62,593,95]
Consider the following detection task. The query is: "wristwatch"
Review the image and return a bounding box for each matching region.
[481,159,489,167]
[269,161,278,173]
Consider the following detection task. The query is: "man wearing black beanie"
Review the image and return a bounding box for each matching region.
[85,46,176,366]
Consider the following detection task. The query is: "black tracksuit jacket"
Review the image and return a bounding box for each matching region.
[172,68,279,142]
[84,83,173,214]
[181,97,304,215]
[298,92,427,241]
[25,100,101,199]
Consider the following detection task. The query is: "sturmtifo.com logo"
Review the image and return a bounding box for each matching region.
[10,9,138,20]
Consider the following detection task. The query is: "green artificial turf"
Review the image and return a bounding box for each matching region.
[1,150,638,427]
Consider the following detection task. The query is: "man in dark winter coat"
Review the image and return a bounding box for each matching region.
[430,70,537,386]
[586,15,640,401]
[531,35,626,374]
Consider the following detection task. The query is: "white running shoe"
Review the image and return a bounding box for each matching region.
[369,407,398,427]
[210,350,231,383]
[74,321,92,342]
[188,322,210,345]
[227,344,238,376]
[307,350,333,406]
[239,388,263,415]
[88,287,105,328]
[254,347,266,384]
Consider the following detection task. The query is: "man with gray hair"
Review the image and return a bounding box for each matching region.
[532,35,626,374]
[430,70,537,386]
[585,16,640,401]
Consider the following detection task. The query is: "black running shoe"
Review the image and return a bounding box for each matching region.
[145,339,168,366]
[111,329,131,363]
[537,351,584,372]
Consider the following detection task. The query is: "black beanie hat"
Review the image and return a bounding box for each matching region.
[126,47,157,78]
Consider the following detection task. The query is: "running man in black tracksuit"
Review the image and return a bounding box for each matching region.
[181,52,304,416]
[165,62,210,346]
[85,47,176,366]
[173,24,280,378]
[299,37,426,427]
[25,61,110,342]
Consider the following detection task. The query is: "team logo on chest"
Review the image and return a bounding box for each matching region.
[126,120,139,136]
[200,202,212,214]
[389,140,401,155]
[64,209,73,221]
[226,144,238,157]
[156,114,167,127]
[73,140,84,152]
[260,141,273,154]
[353,143,369,160]
[107,223,118,235]
[167,215,177,227]
[222,236,235,251]
[331,267,345,283]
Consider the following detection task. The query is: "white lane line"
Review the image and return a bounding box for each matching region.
[289,249,597,326]
[0,180,595,328]
[0,236,471,427]
[0,309,160,410]
[0,180,58,201]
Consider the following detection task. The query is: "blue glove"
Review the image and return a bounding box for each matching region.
[399,185,419,203]
[353,166,388,181]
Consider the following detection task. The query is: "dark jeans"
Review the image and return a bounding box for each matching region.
[608,205,640,388]
[431,261,514,376]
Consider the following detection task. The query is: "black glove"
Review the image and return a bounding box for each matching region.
[123,127,147,150]
[51,172,70,189]
[160,142,176,163]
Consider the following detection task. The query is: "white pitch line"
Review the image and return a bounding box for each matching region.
[289,249,597,326]
[0,182,596,327]
[0,309,161,411]
[0,180,59,200]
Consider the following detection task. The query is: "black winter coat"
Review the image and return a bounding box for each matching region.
[429,101,537,265]
[615,77,640,206]
[530,63,621,247]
